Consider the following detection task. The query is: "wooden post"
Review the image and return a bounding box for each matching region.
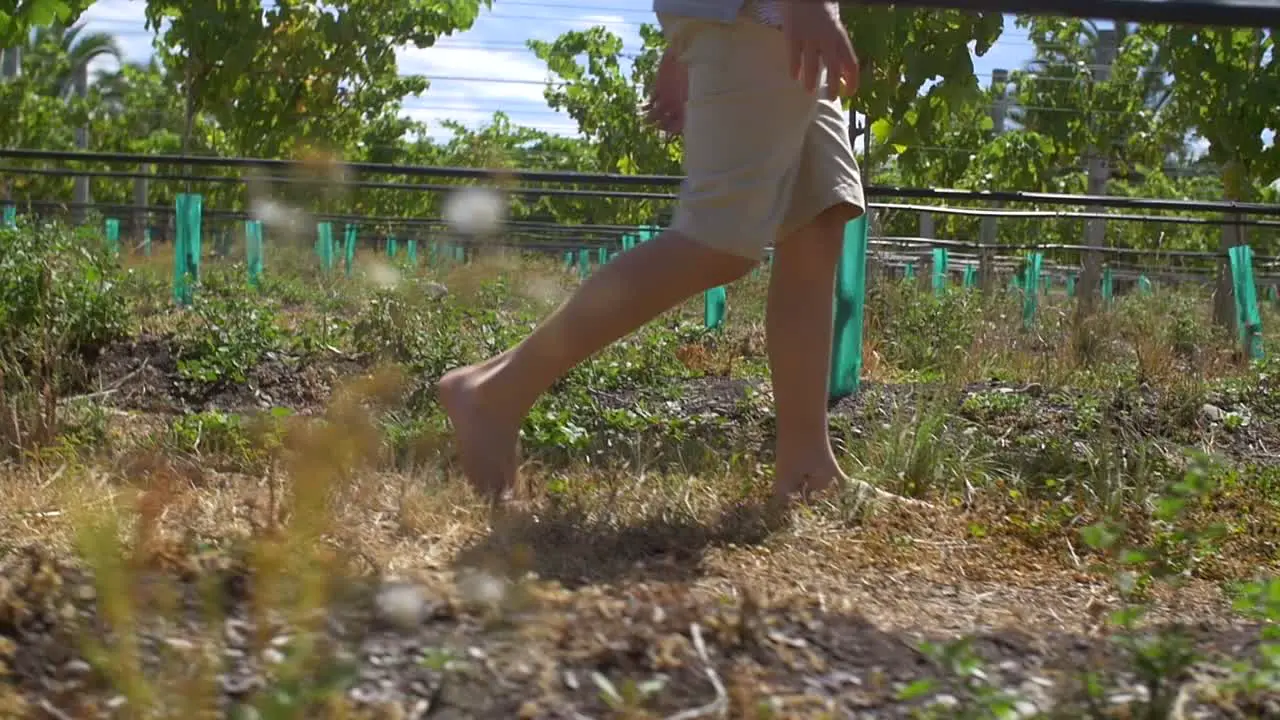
[978,69,1009,293]
[1076,30,1117,319]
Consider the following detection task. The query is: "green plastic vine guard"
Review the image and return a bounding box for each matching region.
[454,245,465,263]
[1102,267,1114,305]
[904,263,915,280]
[829,214,867,401]
[1067,273,1076,297]
[143,228,152,256]
[578,249,589,279]
[1138,275,1153,295]
[704,286,726,330]
[245,220,264,286]
[104,218,120,255]
[1229,244,1265,361]
[622,234,634,252]
[1022,253,1043,329]
[407,239,418,266]
[174,193,202,306]
[1267,285,1279,304]
[387,236,398,259]
[1,204,14,227]
[931,248,948,295]
[344,224,357,277]
[316,222,335,272]
[564,251,574,269]
[596,247,607,265]
[962,264,977,289]
[428,241,438,267]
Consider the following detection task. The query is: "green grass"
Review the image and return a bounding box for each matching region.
[3,217,1280,718]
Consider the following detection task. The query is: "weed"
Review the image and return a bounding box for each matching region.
[173,275,285,389]
[2,220,1280,718]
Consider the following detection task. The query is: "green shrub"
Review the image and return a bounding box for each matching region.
[173,274,285,388]
[351,288,470,379]
[0,219,128,388]
[867,280,981,376]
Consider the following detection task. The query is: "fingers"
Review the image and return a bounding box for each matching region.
[803,44,821,93]
[787,30,803,84]
[831,53,859,100]
[790,34,859,98]
[644,95,684,135]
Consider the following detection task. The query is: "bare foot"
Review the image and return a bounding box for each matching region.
[771,470,839,507]
[771,468,931,510]
[438,364,521,505]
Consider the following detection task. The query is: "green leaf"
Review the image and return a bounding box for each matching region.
[1080,523,1119,550]
[896,678,935,700]
[870,117,894,145]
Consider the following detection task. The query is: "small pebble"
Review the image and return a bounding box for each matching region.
[165,637,195,651]
[1014,700,1039,717]
[376,583,431,629]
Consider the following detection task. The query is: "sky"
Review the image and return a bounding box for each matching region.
[75,0,1041,144]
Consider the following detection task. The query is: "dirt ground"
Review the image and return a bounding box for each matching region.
[3,337,1278,718]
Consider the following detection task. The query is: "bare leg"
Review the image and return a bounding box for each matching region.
[766,206,925,507]
[440,230,755,502]
[765,205,853,503]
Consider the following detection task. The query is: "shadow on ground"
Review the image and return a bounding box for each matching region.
[451,498,787,588]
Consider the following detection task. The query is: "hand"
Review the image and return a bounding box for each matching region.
[782,2,860,100]
[645,47,688,135]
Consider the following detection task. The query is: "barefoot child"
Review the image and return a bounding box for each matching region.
[439,0,866,507]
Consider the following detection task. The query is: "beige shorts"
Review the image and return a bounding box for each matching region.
[659,13,865,261]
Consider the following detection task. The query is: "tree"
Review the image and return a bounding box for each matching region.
[848,8,1004,171]
[0,0,91,50]
[1146,26,1280,326]
[528,23,678,225]
[144,0,491,159]
[528,24,678,176]
[21,21,120,98]
[88,59,233,218]
[1010,18,1180,178]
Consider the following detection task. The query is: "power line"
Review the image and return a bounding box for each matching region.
[3,148,1277,216]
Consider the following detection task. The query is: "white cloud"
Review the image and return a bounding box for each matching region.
[66,0,662,141]
[398,38,571,139]
[399,46,550,103]
[81,0,146,25]
[79,0,153,76]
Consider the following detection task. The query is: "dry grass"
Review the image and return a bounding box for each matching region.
[3,234,1280,717]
